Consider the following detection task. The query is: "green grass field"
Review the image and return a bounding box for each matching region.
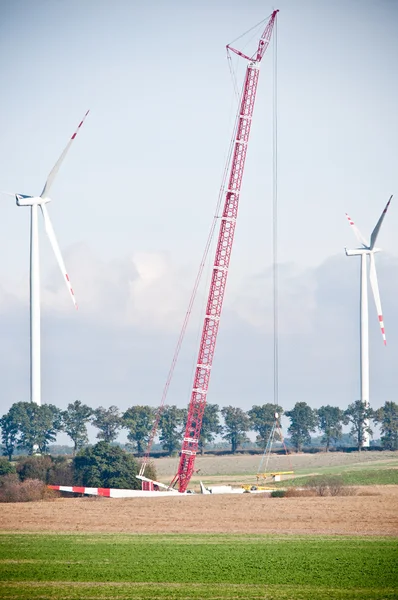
[276,467,398,488]
[188,452,398,489]
[0,534,397,599]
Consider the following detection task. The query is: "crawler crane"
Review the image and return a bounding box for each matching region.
[170,10,279,493]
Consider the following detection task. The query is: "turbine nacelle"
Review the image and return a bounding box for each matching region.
[16,195,51,207]
[345,247,381,257]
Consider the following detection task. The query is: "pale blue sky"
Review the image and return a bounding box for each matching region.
[0,0,397,433]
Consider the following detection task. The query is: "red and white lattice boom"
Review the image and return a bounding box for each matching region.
[171,10,278,493]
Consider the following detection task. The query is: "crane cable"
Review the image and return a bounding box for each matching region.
[257,420,277,475]
[227,13,273,52]
[227,19,265,101]
[227,49,240,102]
[140,67,243,477]
[257,414,293,477]
[271,18,293,473]
[254,18,282,481]
[272,16,279,411]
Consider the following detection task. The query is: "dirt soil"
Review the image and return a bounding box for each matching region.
[1,486,397,536]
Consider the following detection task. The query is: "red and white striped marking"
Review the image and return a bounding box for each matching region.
[65,273,78,310]
[40,204,78,309]
[378,314,387,345]
[48,485,181,498]
[49,485,110,496]
[369,252,386,346]
[41,109,90,199]
[382,196,392,215]
[71,110,90,140]
[345,212,368,247]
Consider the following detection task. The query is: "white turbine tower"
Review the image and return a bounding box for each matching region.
[345,195,393,446]
[2,111,89,406]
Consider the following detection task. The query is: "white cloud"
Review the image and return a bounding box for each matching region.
[127,252,192,331]
[0,247,397,417]
[229,263,317,335]
[28,245,193,333]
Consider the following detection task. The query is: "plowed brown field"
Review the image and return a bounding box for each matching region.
[0,486,397,536]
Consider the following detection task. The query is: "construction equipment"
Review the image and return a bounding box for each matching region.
[170,11,279,493]
[256,471,294,482]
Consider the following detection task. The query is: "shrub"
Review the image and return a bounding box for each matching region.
[19,479,51,502]
[270,489,286,498]
[17,455,53,483]
[47,456,74,486]
[0,474,20,501]
[327,476,345,497]
[0,475,52,502]
[16,455,74,486]
[0,457,16,476]
[304,475,355,497]
[306,476,330,496]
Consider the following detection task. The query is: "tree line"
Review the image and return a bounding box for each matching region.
[1,399,397,460]
[0,441,153,501]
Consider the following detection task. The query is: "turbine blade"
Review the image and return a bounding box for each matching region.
[345,213,368,247]
[40,110,90,198]
[40,204,78,309]
[369,253,386,345]
[370,195,393,250]
[0,191,16,197]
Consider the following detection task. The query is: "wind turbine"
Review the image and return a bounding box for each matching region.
[2,111,89,406]
[345,195,393,446]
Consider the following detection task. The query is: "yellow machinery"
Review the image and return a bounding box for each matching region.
[256,470,294,482]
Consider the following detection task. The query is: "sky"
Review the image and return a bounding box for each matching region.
[0,0,397,442]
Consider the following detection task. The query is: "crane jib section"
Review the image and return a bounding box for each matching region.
[174,64,260,493]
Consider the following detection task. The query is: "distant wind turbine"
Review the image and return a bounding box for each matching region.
[345,195,393,446]
[1,111,89,406]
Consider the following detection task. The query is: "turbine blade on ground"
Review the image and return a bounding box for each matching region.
[345,213,368,247]
[369,253,386,345]
[370,195,393,250]
[40,110,90,198]
[40,204,78,309]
